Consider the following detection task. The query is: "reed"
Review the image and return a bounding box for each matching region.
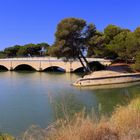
[47,98,140,140]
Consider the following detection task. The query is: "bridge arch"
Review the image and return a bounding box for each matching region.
[42,66,65,72]
[88,61,105,71]
[72,61,105,72]
[0,65,9,71]
[14,64,37,71]
[73,67,85,73]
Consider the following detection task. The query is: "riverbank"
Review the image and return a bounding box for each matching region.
[73,63,140,87]
[73,71,140,87]
[1,72,140,136]
[46,98,140,140]
[3,98,140,140]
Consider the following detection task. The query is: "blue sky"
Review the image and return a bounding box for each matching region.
[0,0,140,50]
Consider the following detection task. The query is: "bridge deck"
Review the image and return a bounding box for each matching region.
[0,57,112,72]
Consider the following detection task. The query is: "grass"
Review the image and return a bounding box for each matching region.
[46,98,140,140]
[0,134,15,140]
[3,98,140,140]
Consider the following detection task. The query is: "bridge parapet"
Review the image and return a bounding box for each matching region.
[0,57,112,72]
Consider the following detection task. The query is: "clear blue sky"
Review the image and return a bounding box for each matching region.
[0,0,140,50]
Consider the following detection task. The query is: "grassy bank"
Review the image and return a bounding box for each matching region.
[47,98,140,140]
[0,134,15,140]
[2,98,140,140]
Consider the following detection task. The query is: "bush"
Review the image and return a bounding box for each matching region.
[4,98,140,140]
[0,134,15,140]
[132,52,140,71]
[47,98,140,140]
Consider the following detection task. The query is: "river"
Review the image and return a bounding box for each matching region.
[0,71,140,136]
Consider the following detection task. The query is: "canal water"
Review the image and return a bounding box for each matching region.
[0,71,140,136]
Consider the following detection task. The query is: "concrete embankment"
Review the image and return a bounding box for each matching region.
[73,70,140,87]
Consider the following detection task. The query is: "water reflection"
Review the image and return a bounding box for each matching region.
[0,71,140,136]
[78,83,140,116]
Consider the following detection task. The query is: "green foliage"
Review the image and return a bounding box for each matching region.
[87,32,112,58]
[1,43,49,58]
[16,46,28,57]
[48,46,61,57]
[108,30,130,62]
[132,52,140,71]
[0,51,6,58]
[16,43,49,57]
[52,17,96,60]
[87,32,117,59]
[125,28,140,60]
[4,45,20,57]
[86,25,124,59]
[104,24,122,41]
[134,27,140,37]
[0,133,15,140]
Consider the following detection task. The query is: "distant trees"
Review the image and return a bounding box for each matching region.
[104,25,122,41]
[0,43,49,58]
[86,25,124,59]
[87,32,108,58]
[132,52,140,71]
[108,29,130,62]
[4,45,20,57]
[0,51,6,58]
[1,18,140,71]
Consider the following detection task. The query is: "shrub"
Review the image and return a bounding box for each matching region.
[132,52,140,71]
[0,134,15,140]
[7,98,140,140]
[47,98,140,140]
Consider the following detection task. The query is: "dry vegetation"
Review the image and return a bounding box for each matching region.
[15,98,140,140]
[46,98,140,140]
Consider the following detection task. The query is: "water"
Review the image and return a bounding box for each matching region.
[0,71,140,136]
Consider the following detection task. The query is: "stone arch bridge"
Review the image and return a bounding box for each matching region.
[0,57,112,72]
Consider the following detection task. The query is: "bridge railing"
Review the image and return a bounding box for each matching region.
[0,57,56,60]
[0,57,112,63]
[0,57,64,62]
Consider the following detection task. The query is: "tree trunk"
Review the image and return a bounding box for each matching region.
[78,56,88,72]
[79,50,92,73]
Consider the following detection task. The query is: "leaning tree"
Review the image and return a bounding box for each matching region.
[52,18,96,72]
